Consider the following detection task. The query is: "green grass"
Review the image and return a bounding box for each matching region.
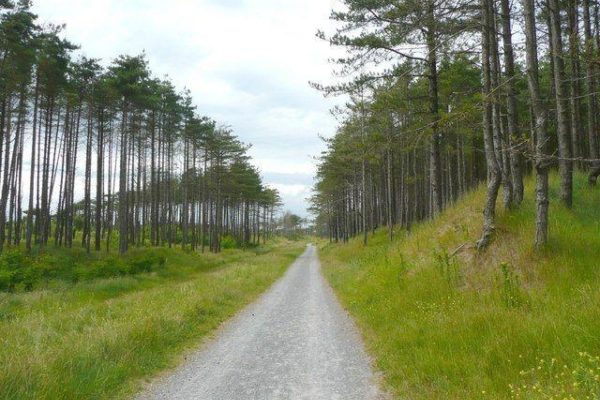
[320,173,600,399]
[0,239,306,399]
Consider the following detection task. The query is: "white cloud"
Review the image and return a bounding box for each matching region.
[258,159,316,176]
[266,183,313,216]
[269,184,311,198]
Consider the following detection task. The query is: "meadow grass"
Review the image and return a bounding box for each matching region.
[320,173,600,399]
[0,239,306,399]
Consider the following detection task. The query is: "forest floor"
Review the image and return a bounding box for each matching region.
[136,244,383,400]
[0,239,305,399]
[320,173,600,399]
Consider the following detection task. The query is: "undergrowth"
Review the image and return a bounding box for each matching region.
[0,247,168,292]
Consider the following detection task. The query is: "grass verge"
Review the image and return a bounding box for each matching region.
[320,174,600,399]
[0,239,306,399]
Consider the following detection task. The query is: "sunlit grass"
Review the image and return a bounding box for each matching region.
[320,173,600,399]
[0,239,306,399]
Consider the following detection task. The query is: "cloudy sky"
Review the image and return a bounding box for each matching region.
[31,0,343,217]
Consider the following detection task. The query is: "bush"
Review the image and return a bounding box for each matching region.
[0,247,169,292]
[221,235,237,250]
[34,254,77,283]
[0,249,32,291]
[0,269,15,291]
[80,257,128,280]
[79,251,166,280]
[125,251,166,275]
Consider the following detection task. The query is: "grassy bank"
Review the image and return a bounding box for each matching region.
[0,239,305,399]
[320,174,600,399]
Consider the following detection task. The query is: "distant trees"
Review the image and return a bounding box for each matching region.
[279,211,307,239]
[0,2,280,253]
[313,0,600,249]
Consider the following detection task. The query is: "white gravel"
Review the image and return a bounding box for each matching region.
[136,244,384,400]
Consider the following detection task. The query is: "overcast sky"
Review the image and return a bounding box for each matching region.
[31,0,343,217]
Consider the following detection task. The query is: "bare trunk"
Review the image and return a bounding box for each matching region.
[500,0,524,205]
[523,0,550,248]
[549,0,573,207]
[118,102,129,254]
[478,0,503,250]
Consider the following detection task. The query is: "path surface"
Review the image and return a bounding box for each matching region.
[137,244,383,400]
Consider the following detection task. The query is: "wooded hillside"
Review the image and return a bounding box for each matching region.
[312,0,600,249]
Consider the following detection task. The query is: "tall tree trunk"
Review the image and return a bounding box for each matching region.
[523,0,550,248]
[549,0,574,207]
[500,0,524,205]
[478,0,503,250]
[26,78,39,251]
[83,101,93,252]
[95,109,104,251]
[118,102,129,254]
[567,0,584,166]
[387,147,393,241]
[584,0,599,161]
[426,5,443,216]
[489,1,513,210]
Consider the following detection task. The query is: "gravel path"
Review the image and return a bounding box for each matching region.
[137,244,383,400]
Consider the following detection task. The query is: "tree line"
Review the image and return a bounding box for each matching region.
[0,1,282,254]
[311,0,600,249]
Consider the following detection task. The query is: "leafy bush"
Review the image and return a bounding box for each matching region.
[80,251,166,280]
[0,249,32,291]
[220,235,237,250]
[34,253,78,283]
[126,251,166,275]
[0,268,15,291]
[80,258,127,280]
[0,247,168,292]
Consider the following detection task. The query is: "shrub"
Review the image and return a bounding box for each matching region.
[0,269,15,291]
[221,235,237,250]
[80,257,128,280]
[0,247,169,292]
[34,254,77,283]
[0,249,32,291]
[126,251,166,275]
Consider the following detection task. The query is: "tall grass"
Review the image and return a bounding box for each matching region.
[320,173,600,399]
[0,239,305,399]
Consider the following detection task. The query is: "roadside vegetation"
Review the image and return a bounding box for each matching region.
[313,1,600,396]
[0,246,168,292]
[320,174,600,399]
[0,239,306,399]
